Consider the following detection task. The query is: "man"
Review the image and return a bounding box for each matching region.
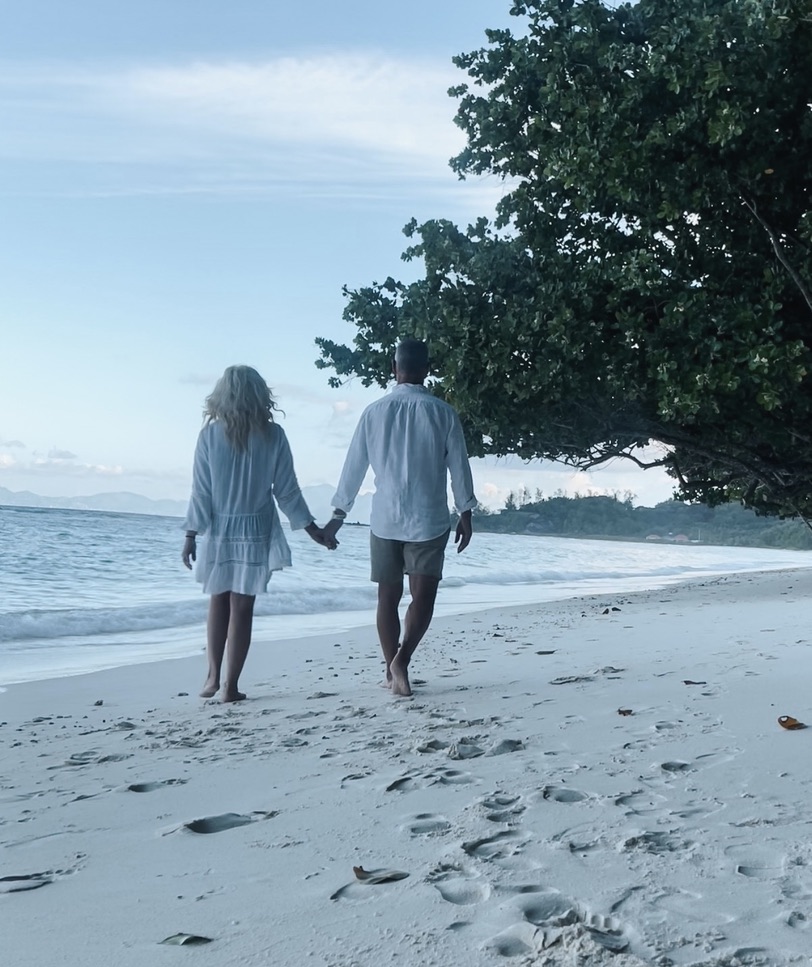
[325,339,477,696]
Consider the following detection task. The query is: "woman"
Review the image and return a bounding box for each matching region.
[182,365,335,702]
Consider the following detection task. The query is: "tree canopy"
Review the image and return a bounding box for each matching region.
[316,0,812,518]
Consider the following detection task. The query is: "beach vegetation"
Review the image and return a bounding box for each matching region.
[317,0,812,521]
[470,493,812,549]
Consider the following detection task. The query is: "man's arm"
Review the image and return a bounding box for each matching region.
[325,416,370,540]
[446,413,477,553]
[454,509,473,553]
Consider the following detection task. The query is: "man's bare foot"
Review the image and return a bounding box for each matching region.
[221,689,247,703]
[200,679,219,698]
[389,656,412,697]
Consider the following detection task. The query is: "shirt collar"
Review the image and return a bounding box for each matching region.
[391,383,428,394]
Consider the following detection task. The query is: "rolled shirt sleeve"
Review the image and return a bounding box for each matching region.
[446,415,477,515]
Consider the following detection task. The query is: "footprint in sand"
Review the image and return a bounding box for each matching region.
[48,750,132,769]
[447,739,485,760]
[402,813,451,836]
[166,811,279,836]
[488,894,630,955]
[434,879,490,905]
[416,739,449,754]
[652,888,737,924]
[539,785,589,803]
[0,873,54,893]
[0,866,78,893]
[385,768,474,793]
[432,769,475,787]
[782,879,812,901]
[487,738,524,756]
[620,830,691,855]
[426,864,491,906]
[613,789,665,816]
[286,710,326,721]
[518,890,579,926]
[0,791,49,805]
[660,760,693,774]
[279,736,308,748]
[725,843,785,880]
[496,884,546,896]
[462,829,525,863]
[482,922,538,957]
[480,793,525,823]
[694,748,742,769]
[669,798,725,820]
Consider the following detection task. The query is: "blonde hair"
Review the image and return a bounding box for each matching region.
[204,365,280,450]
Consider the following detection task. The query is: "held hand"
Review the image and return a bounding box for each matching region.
[306,522,339,550]
[182,535,197,569]
[454,511,473,554]
[322,518,344,548]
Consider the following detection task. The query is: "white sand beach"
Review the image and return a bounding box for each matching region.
[2,568,812,966]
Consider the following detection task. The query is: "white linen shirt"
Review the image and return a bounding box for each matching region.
[331,383,477,542]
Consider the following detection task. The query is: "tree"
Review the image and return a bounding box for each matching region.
[316,0,812,518]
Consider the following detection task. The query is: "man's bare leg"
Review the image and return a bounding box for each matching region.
[376,582,403,685]
[201,592,230,697]
[390,573,440,697]
[221,592,256,702]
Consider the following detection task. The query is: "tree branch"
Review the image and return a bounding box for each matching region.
[740,193,812,316]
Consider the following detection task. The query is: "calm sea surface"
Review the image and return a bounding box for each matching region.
[2,504,810,686]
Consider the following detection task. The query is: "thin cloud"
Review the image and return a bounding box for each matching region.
[47,447,78,460]
[0,55,485,202]
[22,457,124,478]
[0,437,25,448]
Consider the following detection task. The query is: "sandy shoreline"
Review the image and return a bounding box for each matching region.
[2,568,812,966]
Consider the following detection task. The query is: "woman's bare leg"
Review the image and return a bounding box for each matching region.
[201,592,231,697]
[222,592,256,702]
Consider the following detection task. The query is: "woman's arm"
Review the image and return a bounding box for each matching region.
[181,430,213,567]
[271,426,316,529]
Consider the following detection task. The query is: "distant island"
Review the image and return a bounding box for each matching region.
[4,484,810,550]
[0,486,188,518]
[0,484,372,526]
[471,492,812,551]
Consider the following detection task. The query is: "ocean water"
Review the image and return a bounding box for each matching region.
[2,504,811,686]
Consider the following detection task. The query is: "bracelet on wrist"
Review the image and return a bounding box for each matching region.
[331,510,346,521]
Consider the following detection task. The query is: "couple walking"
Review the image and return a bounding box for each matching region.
[182,340,477,702]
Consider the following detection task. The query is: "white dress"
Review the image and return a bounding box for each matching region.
[183,421,314,595]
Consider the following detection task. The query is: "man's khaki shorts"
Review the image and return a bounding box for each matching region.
[370,530,450,584]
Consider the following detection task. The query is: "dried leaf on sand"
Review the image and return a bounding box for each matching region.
[353,866,409,884]
[160,934,213,946]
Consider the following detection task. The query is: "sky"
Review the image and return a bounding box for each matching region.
[0,0,676,510]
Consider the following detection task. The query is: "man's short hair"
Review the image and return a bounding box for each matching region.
[395,339,429,373]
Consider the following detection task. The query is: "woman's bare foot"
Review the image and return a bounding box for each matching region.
[200,678,220,698]
[389,655,412,697]
[221,689,247,703]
